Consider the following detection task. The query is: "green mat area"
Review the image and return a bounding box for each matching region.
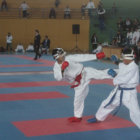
[89,0,140,52]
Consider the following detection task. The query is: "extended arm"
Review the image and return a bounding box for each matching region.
[66,53,105,62]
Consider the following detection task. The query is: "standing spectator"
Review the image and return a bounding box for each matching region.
[132,28,140,45]
[6,32,13,52]
[126,29,133,46]
[112,2,117,16]
[64,6,71,19]
[19,1,29,18]
[49,8,56,19]
[1,0,8,11]
[91,33,98,50]
[86,0,95,17]
[41,35,50,54]
[97,5,106,31]
[34,29,41,60]
[81,3,86,19]
[54,0,60,8]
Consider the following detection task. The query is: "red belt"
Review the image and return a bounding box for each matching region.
[71,73,82,88]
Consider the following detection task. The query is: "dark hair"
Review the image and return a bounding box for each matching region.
[122,47,139,65]
[122,47,132,55]
[35,29,39,33]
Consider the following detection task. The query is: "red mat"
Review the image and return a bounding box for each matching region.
[0,80,140,93]
[0,64,52,68]
[12,116,135,137]
[0,80,112,88]
[14,55,54,65]
[0,92,69,101]
[0,81,70,88]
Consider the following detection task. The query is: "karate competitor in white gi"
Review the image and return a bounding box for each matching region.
[52,48,113,122]
[87,47,140,129]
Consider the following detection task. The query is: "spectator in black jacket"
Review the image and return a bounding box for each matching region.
[34,29,41,60]
[41,35,50,54]
[49,8,56,19]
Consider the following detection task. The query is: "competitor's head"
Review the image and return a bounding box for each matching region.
[52,48,66,62]
[121,47,135,64]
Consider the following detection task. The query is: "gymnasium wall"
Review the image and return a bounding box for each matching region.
[7,0,99,9]
[0,19,89,52]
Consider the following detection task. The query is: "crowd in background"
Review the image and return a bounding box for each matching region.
[0,0,106,19]
[0,0,140,60]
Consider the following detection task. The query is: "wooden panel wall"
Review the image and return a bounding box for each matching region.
[0,19,89,52]
[103,47,122,59]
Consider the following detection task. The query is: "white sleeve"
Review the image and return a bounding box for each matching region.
[66,54,97,62]
[53,63,63,81]
[113,67,136,85]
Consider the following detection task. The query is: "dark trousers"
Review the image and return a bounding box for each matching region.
[34,45,41,59]
[6,43,12,52]
[23,10,27,17]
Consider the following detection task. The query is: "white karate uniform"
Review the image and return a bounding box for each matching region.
[26,45,34,52]
[53,54,112,118]
[15,45,25,53]
[95,61,140,129]
[92,45,102,54]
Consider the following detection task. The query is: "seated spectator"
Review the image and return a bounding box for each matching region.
[1,0,8,11]
[81,3,86,19]
[124,18,132,31]
[41,35,50,54]
[64,6,71,19]
[133,18,140,30]
[117,17,124,31]
[137,41,140,60]
[86,0,95,17]
[92,43,102,54]
[0,46,5,52]
[26,43,34,52]
[15,43,25,53]
[112,31,123,46]
[19,1,30,18]
[54,0,60,8]
[49,8,56,19]
[133,41,140,63]
[112,2,117,16]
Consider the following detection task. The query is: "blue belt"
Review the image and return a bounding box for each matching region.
[104,86,135,116]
